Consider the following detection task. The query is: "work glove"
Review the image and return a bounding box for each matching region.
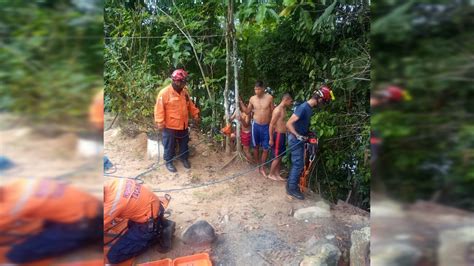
[296,135,308,142]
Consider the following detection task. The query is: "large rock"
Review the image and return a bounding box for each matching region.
[181,220,216,247]
[371,200,405,218]
[350,227,370,266]
[371,242,422,266]
[300,243,341,266]
[438,226,474,266]
[294,202,331,220]
[305,236,320,254]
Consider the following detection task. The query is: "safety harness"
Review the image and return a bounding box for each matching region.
[299,132,318,192]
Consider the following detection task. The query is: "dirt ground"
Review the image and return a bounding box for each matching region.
[104,116,369,266]
[0,113,103,264]
[0,113,103,195]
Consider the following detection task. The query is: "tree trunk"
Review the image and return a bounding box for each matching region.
[229,0,241,152]
[224,0,232,154]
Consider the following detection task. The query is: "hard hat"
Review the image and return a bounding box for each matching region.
[171,69,188,82]
[385,85,411,102]
[314,86,335,102]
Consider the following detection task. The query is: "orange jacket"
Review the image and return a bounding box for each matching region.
[103,178,161,227]
[89,89,104,130]
[154,85,200,130]
[0,178,101,230]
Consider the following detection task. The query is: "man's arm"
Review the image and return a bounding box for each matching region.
[103,179,127,229]
[154,92,166,129]
[229,110,237,122]
[286,114,301,138]
[269,109,281,147]
[269,95,274,113]
[240,97,253,115]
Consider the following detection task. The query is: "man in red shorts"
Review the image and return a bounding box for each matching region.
[268,93,293,181]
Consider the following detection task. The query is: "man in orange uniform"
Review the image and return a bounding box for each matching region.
[0,178,102,264]
[154,69,200,173]
[104,178,174,264]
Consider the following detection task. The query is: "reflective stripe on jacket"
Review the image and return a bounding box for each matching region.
[0,178,101,229]
[103,178,160,227]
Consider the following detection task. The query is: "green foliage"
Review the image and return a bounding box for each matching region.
[105,0,226,133]
[0,0,103,126]
[372,1,474,210]
[243,0,371,209]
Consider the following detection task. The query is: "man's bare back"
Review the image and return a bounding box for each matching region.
[249,93,273,125]
[240,112,251,132]
[230,109,251,132]
[268,94,293,181]
[271,105,287,133]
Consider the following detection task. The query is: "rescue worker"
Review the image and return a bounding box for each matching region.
[370,85,410,163]
[104,178,175,264]
[154,69,200,173]
[0,178,102,264]
[286,86,334,200]
[371,85,410,191]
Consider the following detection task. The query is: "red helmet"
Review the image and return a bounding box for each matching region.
[171,69,188,82]
[386,85,405,102]
[314,86,335,102]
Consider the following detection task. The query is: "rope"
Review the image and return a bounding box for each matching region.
[104,129,208,182]
[106,113,119,131]
[151,139,304,193]
[107,129,364,192]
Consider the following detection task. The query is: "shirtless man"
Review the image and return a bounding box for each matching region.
[230,105,253,162]
[240,81,273,177]
[268,93,293,181]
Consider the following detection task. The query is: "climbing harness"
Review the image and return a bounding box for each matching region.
[299,132,318,192]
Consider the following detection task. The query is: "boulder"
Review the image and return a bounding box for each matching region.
[350,227,370,266]
[371,200,405,218]
[300,243,341,266]
[294,202,331,220]
[181,220,216,247]
[438,226,474,266]
[371,242,422,266]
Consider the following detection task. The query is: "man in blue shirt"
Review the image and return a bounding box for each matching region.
[286,86,334,200]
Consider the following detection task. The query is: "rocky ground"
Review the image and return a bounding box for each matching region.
[104,115,370,266]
